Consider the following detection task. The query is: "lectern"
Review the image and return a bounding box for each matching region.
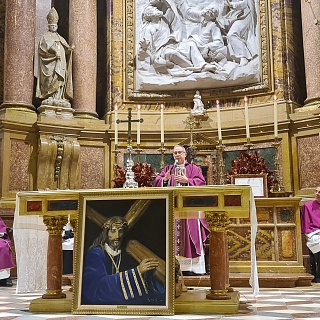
[16,185,253,314]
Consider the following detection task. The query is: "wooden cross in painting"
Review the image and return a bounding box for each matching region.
[116,108,143,146]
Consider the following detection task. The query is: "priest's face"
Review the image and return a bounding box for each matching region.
[173,146,186,165]
[316,187,320,203]
[107,225,125,251]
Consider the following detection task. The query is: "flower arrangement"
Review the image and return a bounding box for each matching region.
[112,162,157,188]
[225,150,276,193]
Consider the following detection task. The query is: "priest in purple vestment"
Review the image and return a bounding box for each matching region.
[301,186,320,283]
[0,218,14,286]
[154,145,210,275]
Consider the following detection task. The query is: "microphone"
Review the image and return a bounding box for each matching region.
[174,159,178,167]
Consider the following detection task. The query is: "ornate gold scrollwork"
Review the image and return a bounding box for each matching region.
[205,211,230,231]
[50,135,67,182]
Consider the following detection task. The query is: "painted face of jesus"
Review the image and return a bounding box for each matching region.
[107,225,125,251]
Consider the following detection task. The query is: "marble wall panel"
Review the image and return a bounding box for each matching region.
[228,227,274,261]
[297,135,320,189]
[278,228,296,260]
[0,0,5,102]
[9,140,29,191]
[276,207,295,224]
[80,146,104,189]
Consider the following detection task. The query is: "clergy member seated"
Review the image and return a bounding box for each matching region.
[82,216,165,305]
[154,145,210,275]
[301,186,320,283]
[0,218,15,287]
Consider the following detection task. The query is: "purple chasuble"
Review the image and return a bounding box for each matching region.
[301,200,320,234]
[154,162,210,258]
[0,218,15,270]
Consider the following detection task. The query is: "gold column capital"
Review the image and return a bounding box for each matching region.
[205,211,230,231]
[43,215,68,235]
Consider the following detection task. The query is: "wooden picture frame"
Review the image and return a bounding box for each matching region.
[72,189,174,315]
[231,174,268,198]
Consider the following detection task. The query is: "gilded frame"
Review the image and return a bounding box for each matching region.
[72,189,174,315]
[231,173,268,198]
[124,0,273,100]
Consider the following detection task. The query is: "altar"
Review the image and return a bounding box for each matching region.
[15,185,253,315]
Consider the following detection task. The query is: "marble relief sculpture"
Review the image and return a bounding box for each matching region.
[136,0,259,91]
[36,7,74,109]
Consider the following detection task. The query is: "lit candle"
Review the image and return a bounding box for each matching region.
[216,100,222,141]
[114,104,118,145]
[137,105,141,145]
[160,104,164,143]
[273,95,278,138]
[244,96,250,139]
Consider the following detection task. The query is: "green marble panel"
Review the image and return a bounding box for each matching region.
[223,147,276,173]
[124,154,174,173]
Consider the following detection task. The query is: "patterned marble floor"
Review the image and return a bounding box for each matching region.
[1,279,320,320]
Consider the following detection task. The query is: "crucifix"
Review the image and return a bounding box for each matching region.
[116,108,143,146]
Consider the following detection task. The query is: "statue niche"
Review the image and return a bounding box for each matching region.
[36,7,75,118]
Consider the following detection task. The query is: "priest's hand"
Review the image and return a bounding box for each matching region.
[175,173,188,184]
[138,258,159,274]
[163,171,171,182]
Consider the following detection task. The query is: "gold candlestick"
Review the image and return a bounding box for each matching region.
[113,144,121,177]
[216,140,225,185]
[272,137,284,192]
[158,142,167,169]
[244,138,254,153]
[135,144,143,163]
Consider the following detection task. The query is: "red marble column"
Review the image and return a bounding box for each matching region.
[1,0,36,111]
[301,0,320,108]
[42,216,68,299]
[69,0,98,118]
[205,211,231,300]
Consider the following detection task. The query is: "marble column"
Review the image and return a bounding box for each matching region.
[69,0,98,119]
[205,211,231,300]
[0,0,36,112]
[301,0,320,108]
[42,215,68,299]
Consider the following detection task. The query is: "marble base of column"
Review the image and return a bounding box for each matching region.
[73,110,99,119]
[0,101,35,112]
[42,216,68,299]
[302,97,320,110]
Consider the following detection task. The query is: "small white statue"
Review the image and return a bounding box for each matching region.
[191,90,205,115]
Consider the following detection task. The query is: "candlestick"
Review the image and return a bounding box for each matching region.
[112,144,120,178]
[137,105,141,145]
[244,96,250,139]
[160,104,164,143]
[216,140,225,185]
[216,100,222,141]
[158,142,167,169]
[114,104,118,145]
[272,138,284,192]
[273,95,278,138]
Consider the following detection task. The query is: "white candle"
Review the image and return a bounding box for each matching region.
[273,95,278,138]
[244,96,250,139]
[114,104,118,145]
[216,100,222,141]
[160,104,164,143]
[137,105,141,145]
